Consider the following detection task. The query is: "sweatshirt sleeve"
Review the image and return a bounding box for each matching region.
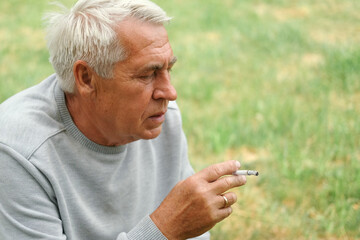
[0,144,66,240]
[0,144,168,240]
[116,215,167,240]
[116,216,210,240]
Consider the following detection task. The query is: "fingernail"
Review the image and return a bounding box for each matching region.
[235,161,241,168]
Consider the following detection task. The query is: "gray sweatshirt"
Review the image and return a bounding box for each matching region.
[0,74,209,240]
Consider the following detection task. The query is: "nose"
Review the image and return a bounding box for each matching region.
[152,71,177,101]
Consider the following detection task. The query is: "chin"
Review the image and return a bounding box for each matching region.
[141,126,163,140]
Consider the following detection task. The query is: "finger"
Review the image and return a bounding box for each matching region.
[216,206,233,222]
[218,192,237,209]
[212,175,247,194]
[197,160,240,182]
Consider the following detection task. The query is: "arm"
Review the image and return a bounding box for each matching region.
[0,144,66,240]
[1,144,243,240]
[0,144,166,240]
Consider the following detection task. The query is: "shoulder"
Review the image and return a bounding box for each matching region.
[0,74,65,159]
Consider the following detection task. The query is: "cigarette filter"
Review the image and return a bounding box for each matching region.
[233,170,259,176]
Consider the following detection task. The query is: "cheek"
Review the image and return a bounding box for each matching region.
[94,90,124,121]
[99,82,155,122]
[113,94,152,123]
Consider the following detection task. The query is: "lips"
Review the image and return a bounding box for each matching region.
[148,110,166,124]
[150,112,165,119]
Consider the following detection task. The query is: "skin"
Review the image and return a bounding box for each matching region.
[150,160,246,240]
[65,17,247,239]
[66,17,177,146]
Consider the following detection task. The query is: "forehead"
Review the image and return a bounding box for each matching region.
[117,18,172,59]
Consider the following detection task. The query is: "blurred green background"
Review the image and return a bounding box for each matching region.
[1,0,359,239]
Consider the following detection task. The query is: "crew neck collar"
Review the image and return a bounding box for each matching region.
[54,78,127,154]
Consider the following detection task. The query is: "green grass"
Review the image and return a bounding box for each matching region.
[1,0,359,239]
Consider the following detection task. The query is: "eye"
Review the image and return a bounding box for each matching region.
[139,71,156,80]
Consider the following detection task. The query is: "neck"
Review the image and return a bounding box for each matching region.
[65,93,121,146]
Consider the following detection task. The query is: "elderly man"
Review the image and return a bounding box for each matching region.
[0,0,246,239]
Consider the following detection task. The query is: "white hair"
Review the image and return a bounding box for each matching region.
[43,0,171,93]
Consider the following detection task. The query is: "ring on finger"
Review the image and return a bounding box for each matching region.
[221,195,229,208]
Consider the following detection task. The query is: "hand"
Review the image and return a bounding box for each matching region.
[150,160,247,240]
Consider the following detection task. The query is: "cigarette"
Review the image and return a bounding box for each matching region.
[233,170,259,176]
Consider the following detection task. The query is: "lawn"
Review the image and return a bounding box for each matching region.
[1,0,359,239]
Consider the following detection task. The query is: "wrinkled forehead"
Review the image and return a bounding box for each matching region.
[116,17,170,57]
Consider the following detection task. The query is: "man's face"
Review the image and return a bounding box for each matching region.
[91,18,177,145]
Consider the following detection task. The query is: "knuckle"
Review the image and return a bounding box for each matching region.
[203,199,213,211]
[212,165,224,178]
[186,175,197,186]
[223,177,233,188]
[209,210,218,222]
[187,177,208,195]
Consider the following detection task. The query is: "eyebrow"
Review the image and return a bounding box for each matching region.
[140,56,178,72]
[169,56,178,66]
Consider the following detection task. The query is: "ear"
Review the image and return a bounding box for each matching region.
[73,60,97,97]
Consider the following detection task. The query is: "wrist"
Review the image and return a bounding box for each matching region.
[150,211,184,240]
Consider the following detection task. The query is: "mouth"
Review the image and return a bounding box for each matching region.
[148,111,166,123]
